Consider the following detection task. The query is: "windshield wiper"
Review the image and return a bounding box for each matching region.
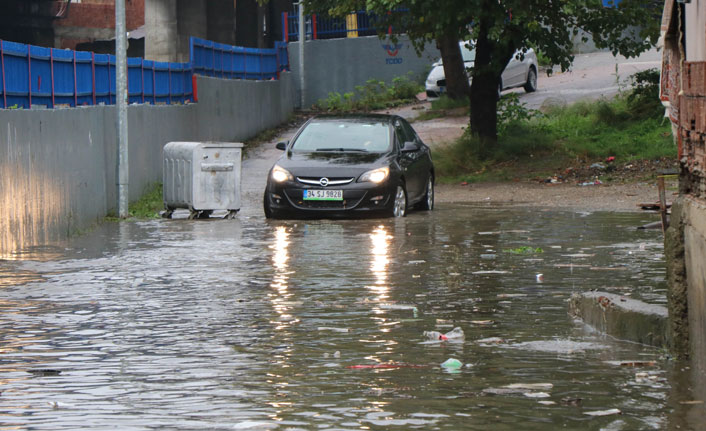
[316,148,368,152]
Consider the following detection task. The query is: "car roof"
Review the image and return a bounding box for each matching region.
[310,114,399,124]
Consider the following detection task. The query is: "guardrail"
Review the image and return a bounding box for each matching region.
[0,38,290,110]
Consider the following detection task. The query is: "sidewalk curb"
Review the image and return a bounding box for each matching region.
[569,291,669,348]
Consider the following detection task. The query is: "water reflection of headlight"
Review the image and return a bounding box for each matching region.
[272,226,289,271]
[369,226,390,297]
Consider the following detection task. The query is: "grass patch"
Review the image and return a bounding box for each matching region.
[434,78,675,184]
[129,183,163,218]
[414,95,470,122]
[106,183,163,221]
[314,73,423,112]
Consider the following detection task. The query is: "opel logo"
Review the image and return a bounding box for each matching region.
[319,177,329,187]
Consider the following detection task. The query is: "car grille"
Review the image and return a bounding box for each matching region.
[296,177,355,186]
[426,90,440,98]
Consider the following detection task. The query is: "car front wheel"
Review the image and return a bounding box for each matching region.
[416,175,434,211]
[390,184,407,217]
[524,67,537,93]
[264,191,275,219]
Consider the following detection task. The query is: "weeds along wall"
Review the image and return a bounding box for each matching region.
[0,73,294,256]
[288,35,440,108]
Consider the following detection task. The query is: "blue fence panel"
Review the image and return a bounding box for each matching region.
[153,61,171,104]
[75,51,94,106]
[275,42,289,71]
[142,59,155,104]
[51,49,75,107]
[127,57,144,104]
[93,53,111,105]
[170,63,184,104]
[108,55,116,103]
[29,45,52,108]
[3,41,30,109]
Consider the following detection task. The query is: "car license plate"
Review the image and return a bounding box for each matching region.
[303,189,343,201]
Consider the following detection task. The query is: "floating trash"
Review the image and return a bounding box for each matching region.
[441,358,463,370]
[523,392,551,399]
[318,327,350,333]
[584,409,621,417]
[423,327,465,342]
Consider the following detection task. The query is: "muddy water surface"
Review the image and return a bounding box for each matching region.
[0,205,700,430]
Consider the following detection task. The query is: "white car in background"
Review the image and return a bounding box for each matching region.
[425,41,538,99]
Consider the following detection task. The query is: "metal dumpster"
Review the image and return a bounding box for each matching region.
[162,141,243,219]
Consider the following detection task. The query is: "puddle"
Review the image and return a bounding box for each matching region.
[0,205,701,430]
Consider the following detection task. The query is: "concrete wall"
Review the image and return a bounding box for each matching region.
[683,197,706,379]
[0,72,294,256]
[288,35,440,107]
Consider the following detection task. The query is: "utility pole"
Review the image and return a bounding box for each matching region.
[116,0,129,218]
[298,1,305,108]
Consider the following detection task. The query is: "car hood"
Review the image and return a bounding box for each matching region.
[425,62,473,85]
[277,151,393,177]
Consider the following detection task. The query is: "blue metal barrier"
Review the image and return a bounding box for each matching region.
[282,10,385,41]
[189,37,289,80]
[0,37,287,109]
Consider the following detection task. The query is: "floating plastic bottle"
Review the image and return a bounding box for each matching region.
[423,326,465,341]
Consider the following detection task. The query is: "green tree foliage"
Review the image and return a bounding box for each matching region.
[304,0,660,154]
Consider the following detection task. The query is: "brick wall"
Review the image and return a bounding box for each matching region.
[678,61,706,199]
[55,0,144,31]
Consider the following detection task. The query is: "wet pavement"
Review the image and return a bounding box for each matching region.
[3,200,705,430]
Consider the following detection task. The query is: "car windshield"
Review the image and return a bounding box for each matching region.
[460,43,475,62]
[291,120,391,153]
[436,42,475,64]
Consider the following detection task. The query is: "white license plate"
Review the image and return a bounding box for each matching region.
[303,189,343,201]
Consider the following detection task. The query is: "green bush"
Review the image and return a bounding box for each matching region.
[317,73,423,112]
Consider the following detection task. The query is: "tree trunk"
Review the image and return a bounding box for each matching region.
[437,32,470,100]
[469,19,515,156]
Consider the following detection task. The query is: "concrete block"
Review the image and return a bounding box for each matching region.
[569,291,669,348]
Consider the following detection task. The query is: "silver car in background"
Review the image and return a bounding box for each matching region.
[425,41,538,99]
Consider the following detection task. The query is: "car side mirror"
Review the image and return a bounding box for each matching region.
[275,141,288,151]
[401,141,420,152]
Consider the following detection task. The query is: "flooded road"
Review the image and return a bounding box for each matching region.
[4,202,703,430]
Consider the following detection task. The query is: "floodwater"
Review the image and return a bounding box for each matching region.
[1,204,704,430]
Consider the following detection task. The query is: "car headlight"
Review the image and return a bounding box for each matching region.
[271,165,293,183]
[359,167,389,183]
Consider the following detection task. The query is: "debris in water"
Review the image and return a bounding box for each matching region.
[318,327,350,333]
[347,363,427,369]
[408,260,426,264]
[605,360,657,367]
[472,270,510,275]
[584,409,621,417]
[476,337,505,345]
[536,273,544,282]
[441,358,463,369]
[538,400,556,406]
[497,293,527,298]
[28,369,62,376]
[561,397,583,406]
[423,327,465,342]
[471,320,494,326]
[505,383,554,391]
[679,400,704,405]
[523,392,551,398]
